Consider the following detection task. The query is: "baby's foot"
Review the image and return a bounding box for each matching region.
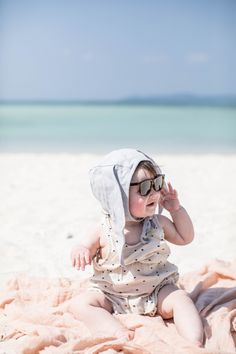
[195,340,203,348]
[115,328,135,341]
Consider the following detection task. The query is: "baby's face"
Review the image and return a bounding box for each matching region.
[129,167,161,219]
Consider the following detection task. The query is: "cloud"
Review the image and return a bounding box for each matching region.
[187,52,209,63]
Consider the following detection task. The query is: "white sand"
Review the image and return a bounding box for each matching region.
[0,153,236,287]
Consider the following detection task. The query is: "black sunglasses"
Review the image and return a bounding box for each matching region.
[130,174,165,196]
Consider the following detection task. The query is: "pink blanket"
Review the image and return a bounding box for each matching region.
[0,259,235,353]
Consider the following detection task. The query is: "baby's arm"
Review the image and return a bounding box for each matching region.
[71,224,102,271]
[159,182,194,245]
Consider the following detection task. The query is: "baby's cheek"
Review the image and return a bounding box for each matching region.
[131,199,145,217]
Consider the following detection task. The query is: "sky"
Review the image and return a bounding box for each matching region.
[0,0,236,101]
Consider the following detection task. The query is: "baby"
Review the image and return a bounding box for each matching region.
[70,149,203,345]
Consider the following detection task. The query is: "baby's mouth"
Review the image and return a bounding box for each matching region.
[147,201,155,207]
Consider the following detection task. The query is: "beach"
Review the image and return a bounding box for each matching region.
[0,152,236,287]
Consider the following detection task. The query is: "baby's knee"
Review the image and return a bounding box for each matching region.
[157,288,191,319]
[68,291,112,316]
[172,289,190,300]
[171,289,194,306]
[68,293,89,314]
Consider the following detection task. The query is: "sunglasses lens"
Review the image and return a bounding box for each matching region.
[140,180,152,196]
[154,176,164,191]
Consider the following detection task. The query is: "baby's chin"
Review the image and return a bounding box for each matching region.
[130,205,157,219]
[145,211,156,218]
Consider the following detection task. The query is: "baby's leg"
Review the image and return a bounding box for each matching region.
[157,284,203,346]
[67,290,134,340]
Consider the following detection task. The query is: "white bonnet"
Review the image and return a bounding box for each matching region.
[89,148,163,263]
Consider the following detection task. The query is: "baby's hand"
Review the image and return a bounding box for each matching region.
[160,182,180,213]
[71,244,91,271]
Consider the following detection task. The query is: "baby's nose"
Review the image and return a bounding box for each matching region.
[150,188,160,198]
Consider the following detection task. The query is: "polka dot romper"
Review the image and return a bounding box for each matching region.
[90,214,179,316]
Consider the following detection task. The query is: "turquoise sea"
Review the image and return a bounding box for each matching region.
[0,104,236,154]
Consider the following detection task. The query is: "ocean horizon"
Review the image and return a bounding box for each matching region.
[0,103,236,154]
